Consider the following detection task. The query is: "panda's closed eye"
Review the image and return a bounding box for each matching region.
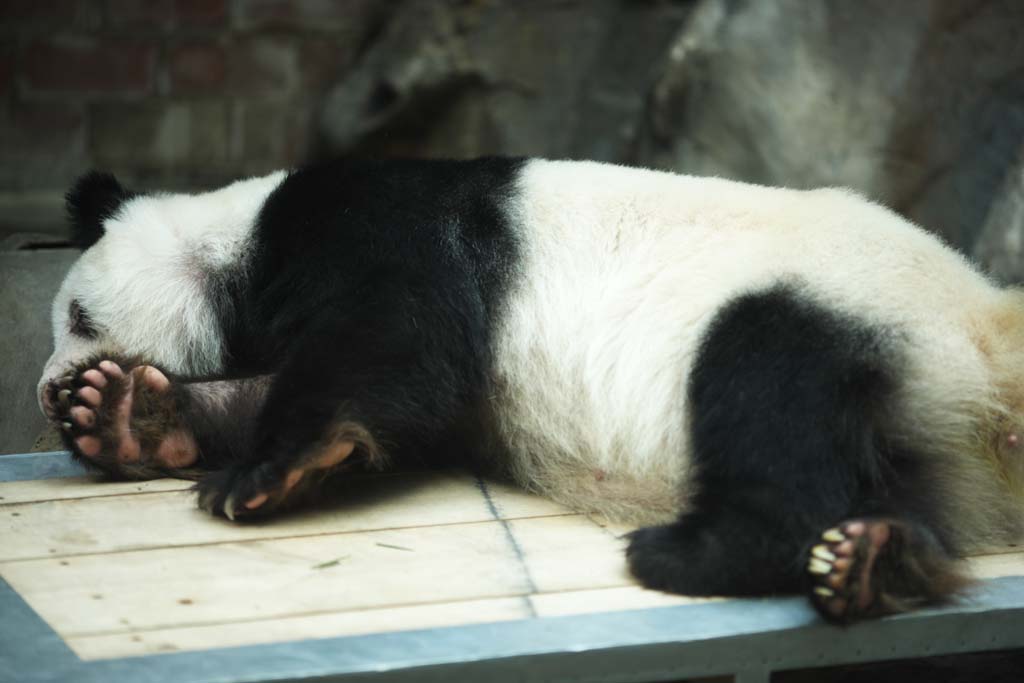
[69,299,97,339]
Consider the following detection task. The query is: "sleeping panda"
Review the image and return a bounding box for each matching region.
[37,157,1024,623]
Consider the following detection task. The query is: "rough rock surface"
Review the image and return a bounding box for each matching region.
[639,0,1024,274]
[0,249,80,452]
[321,0,1024,277]
[4,0,1024,453]
[974,145,1024,283]
[319,0,690,162]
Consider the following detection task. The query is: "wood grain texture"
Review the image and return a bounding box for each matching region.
[1,471,1021,661]
[66,596,533,660]
[0,471,571,561]
[0,476,191,505]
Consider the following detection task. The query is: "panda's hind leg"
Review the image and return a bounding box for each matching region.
[626,285,967,620]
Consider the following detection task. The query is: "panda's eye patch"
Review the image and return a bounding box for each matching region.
[69,299,97,339]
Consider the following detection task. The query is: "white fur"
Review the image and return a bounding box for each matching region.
[38,171,286,411]
[493,159,1005,525]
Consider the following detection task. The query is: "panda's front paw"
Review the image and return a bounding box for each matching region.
[50,358,198,479]
[196,438,357,521]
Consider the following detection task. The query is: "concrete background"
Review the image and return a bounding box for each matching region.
[1,245,76,453]
[2,0,1023,453]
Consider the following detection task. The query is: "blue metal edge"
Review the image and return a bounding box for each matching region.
[2,451,1024,683]
[0,450,88,482]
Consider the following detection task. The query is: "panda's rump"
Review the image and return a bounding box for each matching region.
[488,159,1006,525]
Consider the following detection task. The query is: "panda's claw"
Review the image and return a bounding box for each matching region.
[57,389,72,407]
[223,494,238,522]
[194,465,275,521]
[808,558,832,575]
[197,485,218,515]
[822,528,845,543]
[812,544,837,562]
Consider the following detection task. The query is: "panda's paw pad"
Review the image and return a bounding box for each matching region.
[54,360,132,460]
[808,520,890,622]
[54,361,197,477]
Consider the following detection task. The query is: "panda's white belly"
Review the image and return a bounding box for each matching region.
[488,159,998,524]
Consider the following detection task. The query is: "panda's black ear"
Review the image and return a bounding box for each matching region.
[65,171,134,249]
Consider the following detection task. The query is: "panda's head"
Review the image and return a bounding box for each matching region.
[37,172,232,418]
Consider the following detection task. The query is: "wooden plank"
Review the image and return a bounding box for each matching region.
[66,596,532,661]
[0,476,191,505]
[0,471,588,561]
[3,457,1020,669]
[508,516,632,592]
[531,554,1024,618]
[0,522,532,637]
[483,479,574,518]
[968,551,1024,579]
[0,472,498,561]
[67,587,729,661]
[531,585,723,617]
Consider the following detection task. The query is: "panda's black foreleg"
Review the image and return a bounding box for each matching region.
[195,284,480,520]
[626,285,966,621]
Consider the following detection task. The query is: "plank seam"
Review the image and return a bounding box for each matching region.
[474,474,540,615]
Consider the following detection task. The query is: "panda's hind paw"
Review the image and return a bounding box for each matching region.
[807,518,967,623]
[52,358,198,479]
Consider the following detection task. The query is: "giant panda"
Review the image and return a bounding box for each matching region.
[36,157,1024,623]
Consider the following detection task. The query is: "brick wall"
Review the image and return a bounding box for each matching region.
[0,0,386,195]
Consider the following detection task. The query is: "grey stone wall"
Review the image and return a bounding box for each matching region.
[2,0,1023,452]
[0,0,390,198]
[2,0,1021,260]
[319,0,1024,273]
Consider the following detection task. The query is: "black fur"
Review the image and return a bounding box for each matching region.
[194,157,526,517]
[65,171,135,250]
[177,376,272,470]
[626,285,956,600]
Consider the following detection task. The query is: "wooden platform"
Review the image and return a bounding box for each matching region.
[2,451,1024,683]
